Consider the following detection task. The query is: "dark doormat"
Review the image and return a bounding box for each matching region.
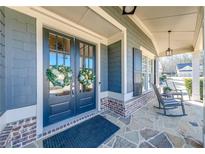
[43,115,120,148]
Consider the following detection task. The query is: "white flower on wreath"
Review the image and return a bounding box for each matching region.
[68,73,72,78]
[79,76,85,81]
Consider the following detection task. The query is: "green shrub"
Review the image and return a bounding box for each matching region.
[163,86,172,94]
[184,78,192,99]
[160,74,167,83]
[184,78,203,101]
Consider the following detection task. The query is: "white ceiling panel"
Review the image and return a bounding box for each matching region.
[43,6,120,38]
[143,13,197,32]
[135,6,199,55]
[136,6,198,20]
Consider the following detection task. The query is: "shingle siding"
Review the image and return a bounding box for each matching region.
[108,41,121,93]
[100,44,108,92]
[4,7,37,109]
[0,7,5,115]
[101,6,157,93]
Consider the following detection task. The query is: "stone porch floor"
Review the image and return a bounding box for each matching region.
[99,99,204,148]
[26,96,204,148]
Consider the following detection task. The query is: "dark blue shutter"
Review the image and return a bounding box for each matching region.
[133,48,142,96]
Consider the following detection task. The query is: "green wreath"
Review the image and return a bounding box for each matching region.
[78,68,95,86]
[46,65,72,87]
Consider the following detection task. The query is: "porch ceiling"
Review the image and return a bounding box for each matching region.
[42,6,121,38]
[135,6,200,56]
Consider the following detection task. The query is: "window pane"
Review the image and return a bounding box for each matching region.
[49,33,56,50]
[50,52,56,66]
[58,53,64,65]
[57,36,63,51]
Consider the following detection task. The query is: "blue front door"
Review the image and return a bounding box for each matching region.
[43,29,96,126]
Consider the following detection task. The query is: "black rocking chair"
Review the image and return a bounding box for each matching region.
[152,83,186,117]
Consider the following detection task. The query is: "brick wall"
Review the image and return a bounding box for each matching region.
[101,91,155,117]
[0,116,36,148]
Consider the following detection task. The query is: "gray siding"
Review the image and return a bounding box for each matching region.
[0,7,5,115]
[108,41,121,93]
[5,7,37,109]
[101,7,157,93]
[100,44,108,92]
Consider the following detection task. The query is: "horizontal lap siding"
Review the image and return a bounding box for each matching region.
[5,7,37,110]
[0,7,5,115]
[108,41,121,93]
[100,44,108,92]
[101,7,157,93]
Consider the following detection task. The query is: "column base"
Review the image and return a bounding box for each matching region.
[191,94,200,101]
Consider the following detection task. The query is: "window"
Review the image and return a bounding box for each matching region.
[142,55,154,92]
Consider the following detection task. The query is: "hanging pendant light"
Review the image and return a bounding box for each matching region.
[165,30,173,56]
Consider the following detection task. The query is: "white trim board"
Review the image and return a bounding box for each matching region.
[108,32,123,45]
[100,91,124,101]
[0,105,36,131]
[140,46,156,59]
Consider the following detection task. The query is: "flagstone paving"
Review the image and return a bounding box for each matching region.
[99,98,204,148]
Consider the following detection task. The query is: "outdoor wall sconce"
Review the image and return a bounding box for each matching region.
[122,6,137,15]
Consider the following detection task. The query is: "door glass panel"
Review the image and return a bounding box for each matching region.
[64,38,70,53]
[65,55,71,67]
[49,32,71,97]
[80,43,84,56]
[57,36,64,52]
[49,33,56,51]
[49,52,56,66]
[79,42,94,93]
[89,47,93,69]
[89,58,93,69]
[58,53,64,65]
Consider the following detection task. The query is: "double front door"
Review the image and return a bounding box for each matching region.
[43,28,96,126]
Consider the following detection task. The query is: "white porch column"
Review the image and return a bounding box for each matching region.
[192,51,200,101]
[155,57,160,86]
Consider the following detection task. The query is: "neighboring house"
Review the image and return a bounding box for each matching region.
[176,63,192,77]
[0,6,158,147]
[176,63,203,77]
